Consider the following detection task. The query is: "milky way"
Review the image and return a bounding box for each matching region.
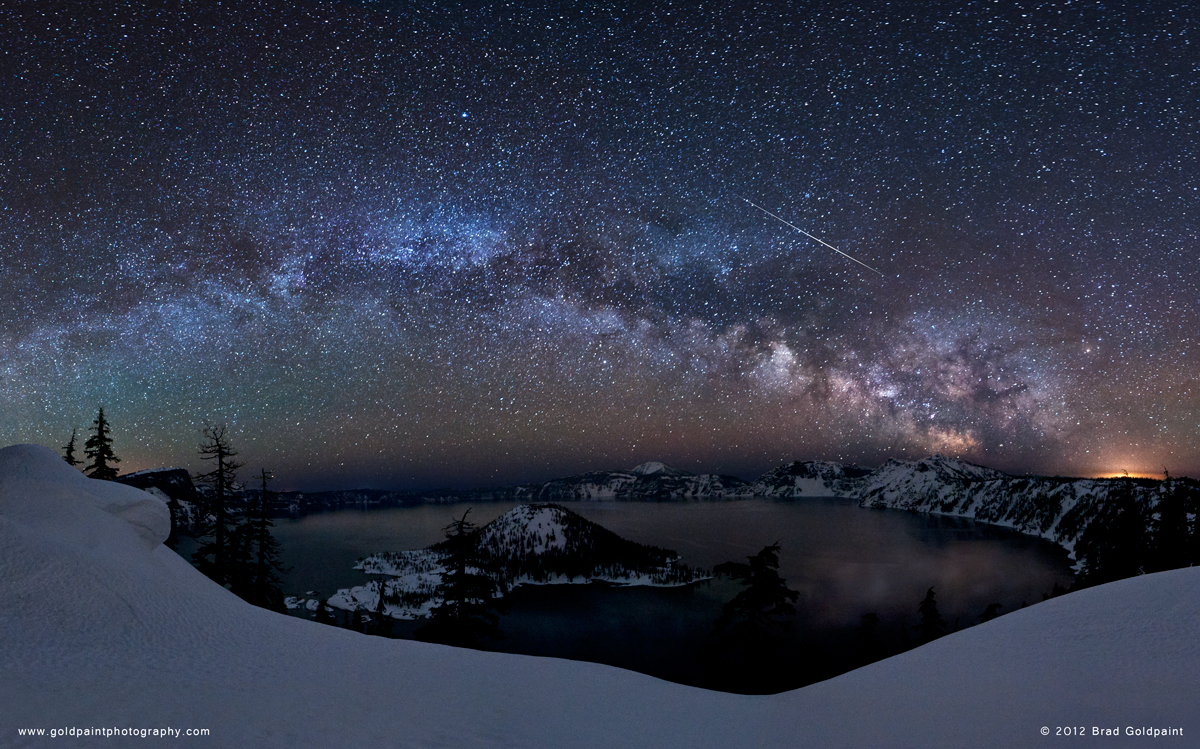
[2,1,1197,489]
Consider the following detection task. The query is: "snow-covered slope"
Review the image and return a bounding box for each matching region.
[3,444,1198,748]
[860,454,1008,494]
[528,463,751,501]
[851,456,1168,556]
[748,455,1169,559]
[630,461,690,477]
[417,462,751,503]
[469,503,698,582]
[115,467,204,533]
[748,460,873,497]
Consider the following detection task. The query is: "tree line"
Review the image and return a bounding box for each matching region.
[1073,471,1200,587]
[61,408,287,613]
[59,408,504,642]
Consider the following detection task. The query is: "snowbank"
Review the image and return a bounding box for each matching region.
[2,444,1197,747]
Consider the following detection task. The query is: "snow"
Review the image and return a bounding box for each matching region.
[283,596,322,611]
[477,503,569,552]
[3,443,1198,747]
[119,466,188,478]
[0,444,171,549]
[630,461,687,476]
[138,485,171,504]
[748,457,1161,564]
[748,460,867,497]
[340,504,707,618]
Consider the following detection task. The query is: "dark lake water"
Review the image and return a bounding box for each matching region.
[269,497,1075,692]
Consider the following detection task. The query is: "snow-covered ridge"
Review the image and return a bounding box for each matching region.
[115,466,204,533]
[1,444,171,548]
[849,456,1173,557]
[524,464,750,501]
[120,466,187,479]
[748,454,1179,559]
[332,503,709,619]
[404,461,752,503]
[4,442,1199,748]
[630,461,688,477]
[116,454,1173,561]
[747,459,874,497]
[116,466,201,501]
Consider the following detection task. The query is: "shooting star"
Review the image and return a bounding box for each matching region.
[735,193,884,276]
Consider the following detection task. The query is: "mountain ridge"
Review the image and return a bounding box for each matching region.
[116,454,1192,563]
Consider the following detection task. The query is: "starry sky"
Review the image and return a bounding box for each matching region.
[2,0,1197,490]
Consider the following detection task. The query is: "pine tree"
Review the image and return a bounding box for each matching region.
[230,469,287,611]
[416,509,503,647]
[915,587,947,644]
[711,543,800,652]
[978,602,1003,623]
[192,425,244,587]
[362,578,396,638]
[855,612,883,666]
[368,576,392,637]
[1188,481,1200,567]
[1075,474,1150,585]
[1150,470,1192,573]
[62,428,81,467]
[83,407,120,480]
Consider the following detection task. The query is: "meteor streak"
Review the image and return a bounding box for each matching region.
[735,193,884,276]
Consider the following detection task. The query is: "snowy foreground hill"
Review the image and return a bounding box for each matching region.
[3,444,1197,748]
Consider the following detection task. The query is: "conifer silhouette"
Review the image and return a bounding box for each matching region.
[978,602,1003,623]
[416,509,503,647]
[62,428,81,467]
[1075,473,1150,585]
[83,408,120,480]
[855,611,883,666]
[711,543,799,650]
[192,425,244,587]
[230,469,287,611]
[915,587,947,644]
[1151,470,1193,573]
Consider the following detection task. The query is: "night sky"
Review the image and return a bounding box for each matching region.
[3,1,1197,490]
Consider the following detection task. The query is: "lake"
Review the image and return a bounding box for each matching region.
[270,497,1075,692]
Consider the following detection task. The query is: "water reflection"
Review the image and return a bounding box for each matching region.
[271,498,1074,692]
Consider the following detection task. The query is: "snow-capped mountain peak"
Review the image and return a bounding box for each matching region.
[630,461,689,477]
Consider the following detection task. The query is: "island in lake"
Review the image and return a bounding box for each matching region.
[309,503,710,620]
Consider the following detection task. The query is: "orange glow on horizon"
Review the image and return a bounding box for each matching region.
[1087,470,1164,480]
